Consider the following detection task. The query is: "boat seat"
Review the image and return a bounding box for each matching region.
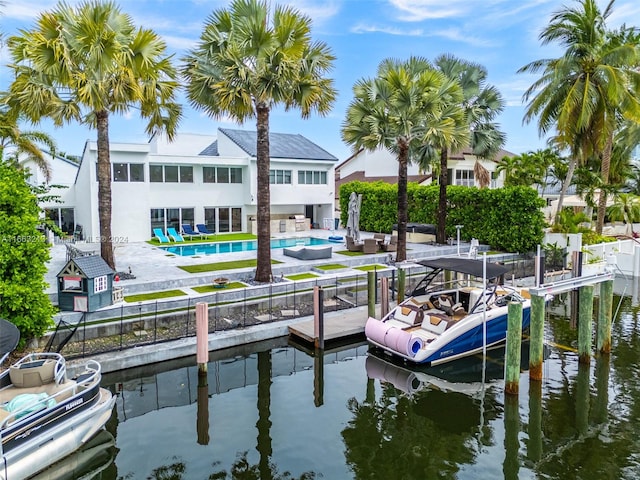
[392,304,424,326]
[9,359,56,388]
[421,315,448,334]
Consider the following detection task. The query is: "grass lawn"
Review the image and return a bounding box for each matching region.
[314,263,349,271]
[179,259,282,273]
[353,264,388,272]
[285,272,320,281]
[125,289,187,302]
[192,282,246,293]
[335,250,383,256]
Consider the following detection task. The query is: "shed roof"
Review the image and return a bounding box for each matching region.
[59,255,114,278]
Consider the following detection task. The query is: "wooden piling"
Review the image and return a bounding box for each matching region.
[367,271,376,318]
[529,294,545,381]
[397,268,406,304]
[578,284,594,364]
[313,286,324,349]
[505,301,523,395]
[380,277,389,318]
[196,302,208,373]
[597,279,613,353]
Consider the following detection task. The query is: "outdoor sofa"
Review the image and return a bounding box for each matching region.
[283,245,332,260]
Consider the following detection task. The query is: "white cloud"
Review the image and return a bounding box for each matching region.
[389,0,468,21]
[283,0,341,25]
[350,23,424,36]
[431,27,498,48]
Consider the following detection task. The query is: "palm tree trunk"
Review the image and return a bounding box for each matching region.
[553,157,577,225]
[396,138,409,262]
[595,133,613,234]
[437,149,449,244]
[255,102,272,283]
[96,110,115,270]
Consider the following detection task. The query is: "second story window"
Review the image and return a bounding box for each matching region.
[203,166,243,184]
[298,170,327,185]
[269,169,292,184]
[113,163,144,182]
[150,165,193,183]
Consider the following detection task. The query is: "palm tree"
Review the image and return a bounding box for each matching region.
[342,57,466,261]
[430,55,506,244]
[519,0,640,234]
[182,0,336,283]
[3,1,182,269]
[608,193,640,235]
[0,108,55,182]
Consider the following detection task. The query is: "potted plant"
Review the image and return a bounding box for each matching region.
[213,277,229,288]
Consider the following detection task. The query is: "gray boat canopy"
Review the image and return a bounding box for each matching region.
[0,318,20,365]
[416,257,510,279]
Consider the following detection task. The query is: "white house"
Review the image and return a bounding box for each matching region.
[334,146,512,210]
[28,128,338,242]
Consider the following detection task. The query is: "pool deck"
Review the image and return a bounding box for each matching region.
[45,228,476,299]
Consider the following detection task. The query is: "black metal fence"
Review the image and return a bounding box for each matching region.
[49,254,536,359]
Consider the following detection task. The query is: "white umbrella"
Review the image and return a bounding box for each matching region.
[346,192,362,242]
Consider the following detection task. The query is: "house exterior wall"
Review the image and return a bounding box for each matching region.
[43,129,337,243]
[336,147,507,189]
[340,147,424,178]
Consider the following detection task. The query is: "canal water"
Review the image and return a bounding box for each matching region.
[49,293,640,479]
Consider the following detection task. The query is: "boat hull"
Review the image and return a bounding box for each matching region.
[367,303,531,366]
[1,387,115,480]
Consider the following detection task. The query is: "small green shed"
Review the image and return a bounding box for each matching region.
[57,255,115,312]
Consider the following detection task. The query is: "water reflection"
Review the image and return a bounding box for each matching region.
[95,295,640,479]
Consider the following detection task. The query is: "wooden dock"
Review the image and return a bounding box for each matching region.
[287,305,392,345]
[288,308,369,344]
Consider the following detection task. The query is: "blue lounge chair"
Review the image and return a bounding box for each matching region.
[196,224,212,235]
[153,228,170,243]
[167,227,184,242]
[181,224,201,239]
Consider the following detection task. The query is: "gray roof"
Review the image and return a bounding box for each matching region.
[70,255,114,278]
[219,128,338,161]
[199,141,219,156]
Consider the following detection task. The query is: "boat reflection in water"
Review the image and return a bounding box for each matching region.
[29,429,116,480]
[365,342,533,397]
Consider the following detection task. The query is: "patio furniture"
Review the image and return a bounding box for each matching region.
[381,235,397,252]
[166,227,184,242]
[182,224,201,239]
[363,238,379,254]
[346,235,363,252]
[283,245,332,260]
[195,224,212,235]
[373,233,386,243]
[153,228,170,243]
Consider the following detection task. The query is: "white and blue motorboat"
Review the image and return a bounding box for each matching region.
[365,257,533,365]
[0,318,116,480]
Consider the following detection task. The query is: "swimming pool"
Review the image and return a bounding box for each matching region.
[160,236,332,256]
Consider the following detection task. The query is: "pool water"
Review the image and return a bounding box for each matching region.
[161,236,331,256]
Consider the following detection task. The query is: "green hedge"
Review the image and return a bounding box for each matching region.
[339,182,545,253]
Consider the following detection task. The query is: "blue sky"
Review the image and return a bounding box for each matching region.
[2,0,640,161]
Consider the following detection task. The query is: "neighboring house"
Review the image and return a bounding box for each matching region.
[23,152,80,236]
[25,128,338,242]
[334,146,513,212]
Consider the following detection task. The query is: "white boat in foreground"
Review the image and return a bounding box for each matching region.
[0,318,115,480]
[366,257,533,365]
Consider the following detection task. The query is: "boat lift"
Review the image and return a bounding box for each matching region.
[507,255,617,393]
